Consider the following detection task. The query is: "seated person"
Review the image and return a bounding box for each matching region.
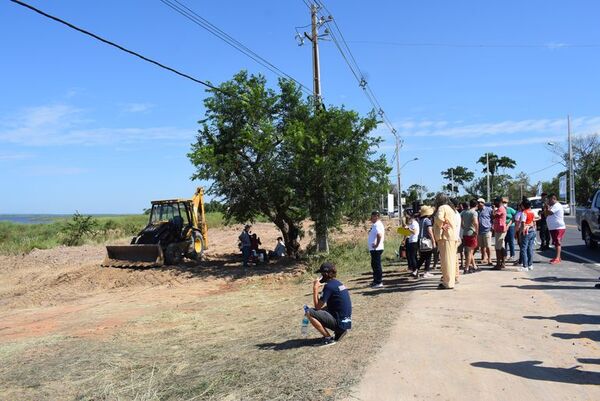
[250,233,268,262]
[306,262,352,346]
[268,237,287,259]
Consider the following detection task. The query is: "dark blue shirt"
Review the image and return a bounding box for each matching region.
[320,279,352,330]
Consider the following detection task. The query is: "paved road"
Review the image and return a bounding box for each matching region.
[562,215,600,265]
[527,215,599,315]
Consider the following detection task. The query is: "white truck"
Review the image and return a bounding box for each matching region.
[576,189,600,248]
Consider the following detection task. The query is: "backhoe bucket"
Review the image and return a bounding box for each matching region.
[102,244,164,268]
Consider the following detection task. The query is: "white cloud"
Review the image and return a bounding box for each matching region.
[0,103,194,146]
[121,102,154,113]
[388,116,600,139]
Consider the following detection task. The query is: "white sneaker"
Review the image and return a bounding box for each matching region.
[519,267,528,272]
[371,283,384,288]
[423,272,434,278]
[527,266,534,271]
[411,270,418,278]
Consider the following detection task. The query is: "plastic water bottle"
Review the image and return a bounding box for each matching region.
[301,305,309,337]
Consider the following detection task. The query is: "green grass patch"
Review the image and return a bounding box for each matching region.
[306,236,403,278]
[0,212,225,255]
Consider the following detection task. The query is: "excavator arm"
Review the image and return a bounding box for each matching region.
[192,187,209,249]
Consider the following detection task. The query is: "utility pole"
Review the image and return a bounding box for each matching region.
[395,135,402,225]
[568,115,576,215]
[304,3,327,252]
[486,153,491,202]
[309,3,321,106]
[520,183,524,200]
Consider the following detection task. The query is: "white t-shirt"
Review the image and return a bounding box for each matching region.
[454,210,462,241]
[407,219,420,243]
[547,203,566,230]
[368,220,385,250]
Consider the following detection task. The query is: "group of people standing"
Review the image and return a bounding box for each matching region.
[368,192,567,290]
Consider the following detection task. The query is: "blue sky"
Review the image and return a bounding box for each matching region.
[2,0,600,213]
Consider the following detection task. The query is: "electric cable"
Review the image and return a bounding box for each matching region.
[346,40,600,49]
[313,0,399,137]
[9,0,223,91]
[9,0,305,110]
[160,0,312,96]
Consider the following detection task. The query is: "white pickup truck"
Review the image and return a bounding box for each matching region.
[576,189,600,248]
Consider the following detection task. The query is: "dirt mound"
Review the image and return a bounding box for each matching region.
[0,220,377,310]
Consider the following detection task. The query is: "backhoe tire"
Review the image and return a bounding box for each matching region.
[186,231,205,261]
[164,243,182,266]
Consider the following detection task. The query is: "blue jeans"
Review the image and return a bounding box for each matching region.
[241,245,251,267]
[370,250,383,284]
[520,230,536,267]
[504,225,515,258]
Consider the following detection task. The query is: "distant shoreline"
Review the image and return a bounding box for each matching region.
[0,214,141,225]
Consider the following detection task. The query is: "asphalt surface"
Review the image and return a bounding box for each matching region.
[524,215,599,313]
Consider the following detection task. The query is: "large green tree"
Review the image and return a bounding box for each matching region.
[188,71,388,254]
[546,133,600,204]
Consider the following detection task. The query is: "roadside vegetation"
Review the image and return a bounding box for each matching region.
[0,212,226,255]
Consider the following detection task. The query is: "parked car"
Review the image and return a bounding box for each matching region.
[528,197,543,219]
[576,189,600,248]
[560,202,571,216]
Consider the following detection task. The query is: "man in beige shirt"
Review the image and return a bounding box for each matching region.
[433,193,458,289]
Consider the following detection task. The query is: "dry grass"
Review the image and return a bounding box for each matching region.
[0,222,412,401]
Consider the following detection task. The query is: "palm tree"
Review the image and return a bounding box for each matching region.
[477,153,517,196]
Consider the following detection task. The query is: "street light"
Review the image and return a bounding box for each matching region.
[396,156,419,225]
[546,116,576,215]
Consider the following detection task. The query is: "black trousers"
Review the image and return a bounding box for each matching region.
[539,221,550,248]
[416,250,433,272]
[370,250,383,284]
[407,242,419,271]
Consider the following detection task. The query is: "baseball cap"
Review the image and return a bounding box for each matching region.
[477,198,486,203]
[318,262,336,282]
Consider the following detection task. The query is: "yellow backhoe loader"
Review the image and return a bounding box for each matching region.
[102,187,208,267]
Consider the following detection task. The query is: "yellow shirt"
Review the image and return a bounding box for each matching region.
[433,204,457,241]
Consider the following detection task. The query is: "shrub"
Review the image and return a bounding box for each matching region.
[61,212,98,246]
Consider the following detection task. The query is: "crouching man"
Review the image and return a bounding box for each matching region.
[306,262,352,346]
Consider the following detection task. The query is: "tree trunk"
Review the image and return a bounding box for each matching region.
[315,221,329,253]
[273,215,301,258]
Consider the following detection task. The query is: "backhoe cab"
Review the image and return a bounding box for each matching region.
[102,187,208,267]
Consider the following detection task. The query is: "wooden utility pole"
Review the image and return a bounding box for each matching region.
[310,3,321,106]
[304,3,328,252]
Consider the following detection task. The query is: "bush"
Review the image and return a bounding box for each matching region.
[61,212,98,246]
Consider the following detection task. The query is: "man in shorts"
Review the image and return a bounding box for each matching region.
[306,262,352,346]
[477,198,493,265]
[545,193,566,264]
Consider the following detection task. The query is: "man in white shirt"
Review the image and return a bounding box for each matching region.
[368,211,385,288]
[545,193,566,264]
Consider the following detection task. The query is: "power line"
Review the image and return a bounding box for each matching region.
[528,161,564,176]
[312,0,399,138]
[9,0,221,91]
[346,40,600,49]
[159,0,312,96]
[10,0,304,112]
